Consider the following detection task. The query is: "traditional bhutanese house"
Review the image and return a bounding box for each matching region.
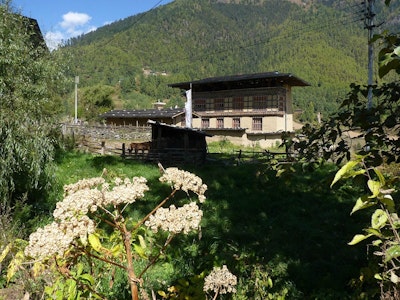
[147,120,211,165]
[169,71,310,148]
[101,106,189,127]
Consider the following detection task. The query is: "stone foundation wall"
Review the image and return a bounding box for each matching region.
[61,124,151,141]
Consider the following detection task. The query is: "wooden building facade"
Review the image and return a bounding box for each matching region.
[169,71,310,148]
[147,121,210,165]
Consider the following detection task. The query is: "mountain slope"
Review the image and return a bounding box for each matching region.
[61,0,399,119]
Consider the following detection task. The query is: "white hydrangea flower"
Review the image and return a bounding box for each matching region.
[203,265,237,295]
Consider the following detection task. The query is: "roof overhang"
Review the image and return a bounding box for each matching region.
[168,71,310,92]
[148,120,212,137]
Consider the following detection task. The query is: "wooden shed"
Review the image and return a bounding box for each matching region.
[147,120,211,165]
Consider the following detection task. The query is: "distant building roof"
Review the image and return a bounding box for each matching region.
[20,16,47,50]
[100,108,185,119]
[168,71,310,92]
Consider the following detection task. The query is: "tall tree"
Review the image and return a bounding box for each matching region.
[0,1,66,209]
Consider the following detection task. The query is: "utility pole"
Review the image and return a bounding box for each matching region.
[365,0,375,109]
[74,76,79,124]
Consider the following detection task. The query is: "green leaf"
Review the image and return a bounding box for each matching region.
[158,291,167,297]
[6,250,24,283]
[331,160,360,187]
[0,243,12,263]
[348,234,373,245]
[394,46,400,56]
[138,234,147,249]
[371,209,387,229]
[380,195,395,212]
[267,277,273,288]
[372,239,383,246]
[373,168,385,186]
[88,233,102,252]
[67,279,77,300]
[133,244,147,259]
[365,228,383,238]
[367,180,381,198]
[350,195,375,215]
[374,273,383,280]
[111,244,123,257]
[79,274,95,286]
[385,245,400,263]
[76,263,84,276]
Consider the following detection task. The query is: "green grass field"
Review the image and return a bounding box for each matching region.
[48,150,371,299]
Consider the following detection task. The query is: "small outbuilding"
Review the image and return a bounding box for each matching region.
[147,120,211,165]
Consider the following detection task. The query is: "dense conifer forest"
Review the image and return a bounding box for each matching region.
[60,0,400,122]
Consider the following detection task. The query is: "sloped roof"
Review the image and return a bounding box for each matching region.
[100,108,185,119]
[168,71,310,92]
[19,16,47,50]
[148,120,212,137]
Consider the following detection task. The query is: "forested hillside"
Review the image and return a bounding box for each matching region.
[60,0,400,122]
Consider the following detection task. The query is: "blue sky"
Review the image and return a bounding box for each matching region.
[12,0,173,49]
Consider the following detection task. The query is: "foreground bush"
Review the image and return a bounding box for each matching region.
[3,167,239,299]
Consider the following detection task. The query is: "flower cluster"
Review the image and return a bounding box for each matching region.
[24,216,95,260]
[145,202,202,234]
[63,177,105,197]
[159,168,207,203]
[101,176,148,207]
[203,265,237,295]
[25,175,149,260]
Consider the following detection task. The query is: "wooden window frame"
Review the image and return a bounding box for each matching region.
[214,98,225,111]
[194,99,206,111]
[217,118,224,129]
[201,118,210,129]
[232,117,241,129]
[252,117,262,131]
[233,97,244,111]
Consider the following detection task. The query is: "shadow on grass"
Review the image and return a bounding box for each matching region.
[53,153,370,298]
[190,162,369,298]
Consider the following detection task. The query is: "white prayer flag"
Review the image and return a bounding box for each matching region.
[185,89,192,128]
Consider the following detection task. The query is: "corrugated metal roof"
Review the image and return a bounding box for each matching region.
[168,71,310,91]
[100,108,184,119]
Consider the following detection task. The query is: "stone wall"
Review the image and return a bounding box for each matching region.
[61,124,151,141]
[61,124,152,155]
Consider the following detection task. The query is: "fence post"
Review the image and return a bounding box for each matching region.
[122,143,126,158]
[101,141,105,155]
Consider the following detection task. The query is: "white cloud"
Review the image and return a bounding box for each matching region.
[44,12,97,50]
[61,12,92,31]
[45,31,64,51]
